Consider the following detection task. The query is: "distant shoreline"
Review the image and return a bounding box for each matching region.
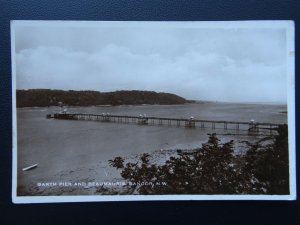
[16,89,287,108]
[16,89,188,108]
[16,103,192,109]
[16,101,287,109]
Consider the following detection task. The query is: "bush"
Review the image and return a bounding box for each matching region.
[109,126,289,195]
[243,124,289,194]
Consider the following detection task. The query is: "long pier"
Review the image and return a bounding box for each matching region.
[47,113,282,134]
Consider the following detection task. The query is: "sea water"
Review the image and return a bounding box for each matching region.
[16,102,287,194]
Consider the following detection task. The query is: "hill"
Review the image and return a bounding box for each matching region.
[16,89,188,107]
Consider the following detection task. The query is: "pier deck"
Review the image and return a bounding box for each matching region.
[47,113,282,133]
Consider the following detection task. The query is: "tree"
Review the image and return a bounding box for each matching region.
[243,124,289,194]
[109,126,289,195]
[109,133,243,194]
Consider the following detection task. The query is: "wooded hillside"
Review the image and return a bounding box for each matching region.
[16,89,188,107]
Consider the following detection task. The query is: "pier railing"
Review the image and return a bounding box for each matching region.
[47,113,282,134]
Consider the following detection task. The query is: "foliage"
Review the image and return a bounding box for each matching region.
[110,126,289,195]
[16,89,187,107]
[243,124,289,194]
[108,157,125,169]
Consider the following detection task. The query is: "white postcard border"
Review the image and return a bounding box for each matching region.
[11,20,296,203]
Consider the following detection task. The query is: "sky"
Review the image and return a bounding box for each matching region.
[14,22,288,103]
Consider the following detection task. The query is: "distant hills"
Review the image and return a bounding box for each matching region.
[16,89,190,107]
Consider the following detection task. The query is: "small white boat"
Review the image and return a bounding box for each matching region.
[22,163,38,171]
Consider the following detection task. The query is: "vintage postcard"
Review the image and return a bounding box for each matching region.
[11,20,295,203]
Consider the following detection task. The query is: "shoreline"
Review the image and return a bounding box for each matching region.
[17,147,173,196]
[17,134,266,196]
[16,101,288,110]
[16,102,195,109]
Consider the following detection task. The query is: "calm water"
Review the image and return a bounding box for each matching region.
[17,102,287,191]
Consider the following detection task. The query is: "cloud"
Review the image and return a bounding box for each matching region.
[15,24,287,103]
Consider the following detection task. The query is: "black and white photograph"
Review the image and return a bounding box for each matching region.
[11,21,295,203]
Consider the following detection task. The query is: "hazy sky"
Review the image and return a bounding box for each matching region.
[14,22,288,103]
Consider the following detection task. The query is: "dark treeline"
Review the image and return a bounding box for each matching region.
[17,89,188,107]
